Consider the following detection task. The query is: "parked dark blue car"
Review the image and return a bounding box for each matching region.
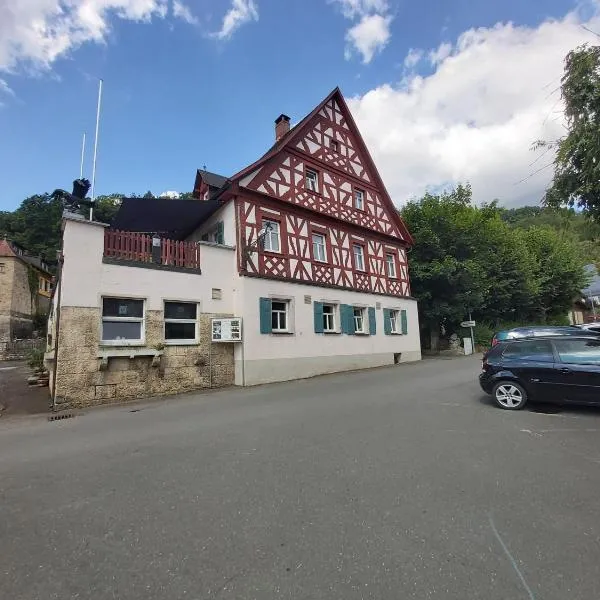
[480,336,600,409]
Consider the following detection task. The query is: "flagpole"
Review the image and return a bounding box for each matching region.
[79,132,86,179]
[90,79,103,220]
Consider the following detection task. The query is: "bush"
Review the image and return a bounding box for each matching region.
[32,312,47,335]
[27,347,45,372]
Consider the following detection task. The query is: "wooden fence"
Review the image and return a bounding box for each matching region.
[104,231,200,269]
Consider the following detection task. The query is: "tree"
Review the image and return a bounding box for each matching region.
[0,194,63,261]
[542,45,600,220]
[401,185,589,350]
[518,226,589,322]
[91,194,122,224]
[401,185,535,348]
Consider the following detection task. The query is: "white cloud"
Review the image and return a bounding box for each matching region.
[172,0,197,25]
[160,190,180,198]
[211,0,258,40]
[403,47,423,69]
[332,0,392,63]
[0,0,199,73]
[345,13,392,63]
[348,6,600,208]
[428,41,451,66]
[332,0,388,19]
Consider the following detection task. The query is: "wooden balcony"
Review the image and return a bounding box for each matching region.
[104,230,201,270]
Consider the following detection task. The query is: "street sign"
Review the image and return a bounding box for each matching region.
[460,320,476,328]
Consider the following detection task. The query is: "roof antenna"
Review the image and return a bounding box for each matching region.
[90,78,103,221]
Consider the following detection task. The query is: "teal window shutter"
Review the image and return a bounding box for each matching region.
[259,298,272,334]
[401,309,408,335]
[216,221,225,244]
[340,304,353,335]
[314,302,324,333]
[368,307,376,335]
[383,308,391,335]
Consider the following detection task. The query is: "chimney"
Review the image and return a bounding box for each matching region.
[275,114,290,141]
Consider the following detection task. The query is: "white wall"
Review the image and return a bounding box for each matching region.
[61,216,237,313]
[187,202,236,247]
[235,276,421,385]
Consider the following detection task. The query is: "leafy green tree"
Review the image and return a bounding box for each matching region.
[401,185,535,348]
[542,45,600,220]
[1,194,63,261]
[518,226,589,322]
[91,194,122,224]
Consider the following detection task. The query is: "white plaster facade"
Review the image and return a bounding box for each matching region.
[60,215,237,315]
[232,275,420,386]
[52,214,420,398]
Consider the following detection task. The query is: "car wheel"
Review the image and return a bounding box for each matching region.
[492,381,528,410]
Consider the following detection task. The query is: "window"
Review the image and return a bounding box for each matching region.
[306,168,319,193]
[101,298,144,344]
[0,263,5,273]
[164,301,198,343]
[353,307,365,334]
[323,304,336,332]
[554,338,600,365]
[386,254,397,278]
[312,233,326,262]
[330,139,339,152]
[502,340,554,363]
[271,300,289,332]
[389,310,400,334]
[353,244,365,271]
[263,219,280,252]
[354,188,364,210]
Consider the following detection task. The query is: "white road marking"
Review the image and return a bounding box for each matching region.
[489,514,536,600]
[520,429,543,438]
[0,367,17,371]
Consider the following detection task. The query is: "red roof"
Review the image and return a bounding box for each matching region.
[0,238,17,258]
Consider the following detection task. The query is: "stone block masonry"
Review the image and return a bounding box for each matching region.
[53,307,235,409]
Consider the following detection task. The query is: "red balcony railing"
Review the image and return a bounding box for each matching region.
[104,230,201,270]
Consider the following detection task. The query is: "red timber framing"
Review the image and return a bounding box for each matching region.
[236,193,410,297]
[229,87,412,298]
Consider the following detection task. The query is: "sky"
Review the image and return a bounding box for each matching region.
[1,0,600,212]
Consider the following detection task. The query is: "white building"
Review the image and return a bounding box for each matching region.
[47,88,421,408]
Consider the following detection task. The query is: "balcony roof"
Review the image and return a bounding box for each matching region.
[111,197,221,239]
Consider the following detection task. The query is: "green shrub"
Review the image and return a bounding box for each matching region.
[27,348,45,372]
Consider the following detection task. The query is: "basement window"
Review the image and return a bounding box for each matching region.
[101,298,144,345]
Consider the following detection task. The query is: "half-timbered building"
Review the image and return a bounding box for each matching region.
[47,88,420,408]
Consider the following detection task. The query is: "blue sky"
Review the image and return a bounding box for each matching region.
[0,0,595,211]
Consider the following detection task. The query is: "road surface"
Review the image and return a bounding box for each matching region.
[1,356,599,599]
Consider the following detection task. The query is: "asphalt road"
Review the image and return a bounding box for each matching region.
[1,356,600,600]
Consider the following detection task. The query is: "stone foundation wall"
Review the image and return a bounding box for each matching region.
[53,307,235,409]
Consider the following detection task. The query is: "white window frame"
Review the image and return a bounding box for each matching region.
[271,299,289,333]
[312,233,326,262]
[354,188,364,210]
[389,309,400,334]
[322,303,336,333]
[353,244,365,271]
[386,253,397,278]
[164,301,199,345]
[353,307,366,334]
[306,168,319,193]
[263,219,281,253]
[101,297,145,346]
